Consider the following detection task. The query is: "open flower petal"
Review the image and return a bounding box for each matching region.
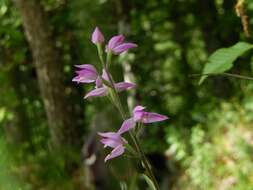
[100,138,120,148]
[132,105,169,123]
[102,69,110,81]
[100,138,122,148]
[141,112,168,123]
[115,82,136,92]
[74,64,97,71]
[112,43,137,54]
[98,132,119,139]
[133,105,146,112]
[84,87,107,99]
[107,35,137,54]
[117,118,136,134]
[95,77,103,88]
[104,145,125,162]
[108,35,125,50]
[133,110,144,122]
[72,64,98,83]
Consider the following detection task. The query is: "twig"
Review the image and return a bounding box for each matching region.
[189,72,253,81]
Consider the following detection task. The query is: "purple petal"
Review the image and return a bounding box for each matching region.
[108,35,125,50]
[100,138,122,148]
[95,77,103,88]
[72,76,95,83]
[102,69,110,81]
[133,106,146,121]
[74,64,97,72]
[84,87,108,99]
[104,145,125,162]
[133,110,145,122]
[91,27,104,44]
[72,64,98,83]
[141,112,168,123]
[98,132,119,139]
[72,76,82,83]
[133,105,146,112]
[115,82,136,92]
[112,43,137,54]
[72,72,97,83]
[117,118,136,134]
[98,132,124,148]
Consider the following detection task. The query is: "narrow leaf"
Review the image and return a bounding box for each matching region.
[199,42,253,84]
[143,174,157,190]
[120,182,128,190]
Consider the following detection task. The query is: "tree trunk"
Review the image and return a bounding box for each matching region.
[14,0,83,163]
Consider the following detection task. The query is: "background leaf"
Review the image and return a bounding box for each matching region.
[199,42,253,84]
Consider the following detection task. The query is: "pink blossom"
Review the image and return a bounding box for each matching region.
[98,106,168,162]
[98,132,125,162]
[84,70,136,99]
[91,27,104,44]
[133,105,168,123]
[98,120,134,162]
[107,34,137,54]
[72,64,98,83]
[72,66,135,98]
[114,106,169,135]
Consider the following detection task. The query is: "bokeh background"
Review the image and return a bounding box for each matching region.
[1,0,253,189]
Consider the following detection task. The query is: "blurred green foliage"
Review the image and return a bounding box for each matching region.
[167,100,253,189]
[1,0,253,189]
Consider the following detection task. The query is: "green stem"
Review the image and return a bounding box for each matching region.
[96,46,160,190]
[105,72,160,190]
[114,97,160,190]
[130,131,160,190]
[97,44,105,66]
[189,72,253,81]
[96,45,126,117]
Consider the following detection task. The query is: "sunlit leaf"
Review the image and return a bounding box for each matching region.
[199,42,253,84]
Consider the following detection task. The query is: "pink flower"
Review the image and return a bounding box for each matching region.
[133,105,169,123]
[84,70,136,99]
[72,66,135,98]
[107,35,137,54]
[113,106,169,134]
[91,27,104,44]
[98,107,168,162]
[72,64,98,83]
[98,119,134,162]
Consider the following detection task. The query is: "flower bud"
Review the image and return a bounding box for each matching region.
[91,27,104,44]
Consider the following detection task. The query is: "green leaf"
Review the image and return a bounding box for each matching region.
[143,174,157,190]
[199,42,253,84]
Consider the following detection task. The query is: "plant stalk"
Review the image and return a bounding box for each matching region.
[189,72,253,81]
[96,45,160,190]
[113,91,160,190]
